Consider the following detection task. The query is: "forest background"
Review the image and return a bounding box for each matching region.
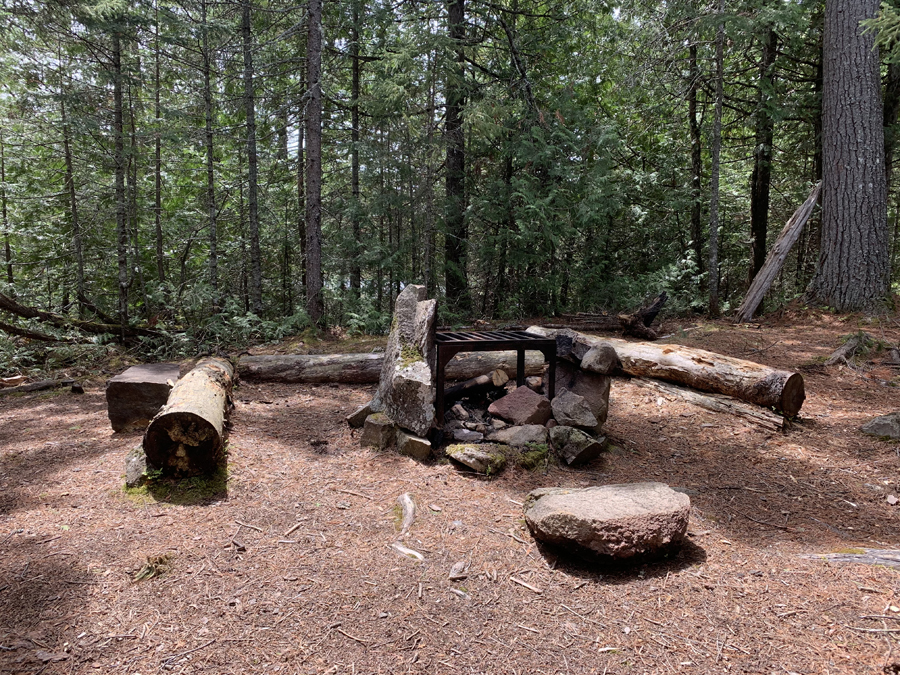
[0,0,899,366]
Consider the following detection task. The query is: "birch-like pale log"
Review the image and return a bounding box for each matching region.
[143,357,233,476]
[528,326,805,417]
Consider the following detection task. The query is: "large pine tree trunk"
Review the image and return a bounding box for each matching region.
[688,44,703,278]
[112,30,130,338]
[444,0,468,313]
[305,0,325,324]
[0,128,10,286]
[349,0,362,298]
[749,28,777,284]
[153,1,165,290]
[808,0,889,310]
[708,0,724,318]
[242,0,263,315]
[60,95,84,311]
[203,0,218,304]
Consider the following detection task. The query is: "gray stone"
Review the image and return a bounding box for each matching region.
[451,428,483,443]
[580,343,620,375]
[549,425,605,465]
[555,360,611,432]
[450,404,469,421]
[861,412,900,440]
[361,413,396,450]
[106,363,179,433]
[346,401,372,428]
[397,429,432,460]
[486,424,548,447]
[124,446,150,487]
[524,482,690,560]
[488,386,552,426]
[551,389,598,431]
[371,285,437,437]
[490,419,508,431]
[446,444,507,474]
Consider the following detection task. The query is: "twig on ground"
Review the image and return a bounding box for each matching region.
[235,520,262,532]
[510,576,542,594]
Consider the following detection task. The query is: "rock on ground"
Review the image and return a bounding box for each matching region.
[555,360,611,432]
[124,446,150,487]
[580,343,620,375]
[549,425,605,465]
[861,412,900,440]
[397,429,432,460]
[524,482,690,560]
[106,363,179,433]
[370,285,437,437]
[488,386,552,426]
[486,424,548,447]
[361,413,395,450]
[346,402,372,428]
[551,389,598,432]
[446,444,508,474]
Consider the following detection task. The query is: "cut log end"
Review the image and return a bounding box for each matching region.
[780,373,806,418]
[144,412,224,476]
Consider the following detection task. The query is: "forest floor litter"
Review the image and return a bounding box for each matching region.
[2,309,900,674]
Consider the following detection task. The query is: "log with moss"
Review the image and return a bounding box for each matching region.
[143,357,234,477]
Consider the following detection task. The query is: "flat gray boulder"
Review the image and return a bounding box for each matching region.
[524,482,690,560]
[861,412,900,440]
[446,443,507,474]
[549,425,605,465]
[486,424,548,447]
[106,363,179,433]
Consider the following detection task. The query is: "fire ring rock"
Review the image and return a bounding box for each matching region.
[524,482,690,560]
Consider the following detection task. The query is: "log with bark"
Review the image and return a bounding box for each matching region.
[824,331,874,366]
[442,368,509,404]
[529,326,805,417]
[551,292,668,338]
[0,379,76,397]
[734,183,820,323]
[238,350,544,384]
[143,357,233,477]
[632,377,785,432]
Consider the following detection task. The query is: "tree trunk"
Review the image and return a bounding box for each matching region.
[238,350,545,384]
[143,357,233,477]
[59,95,84,312]
[242,0,263,315]
[688,44,703,277]
[296,64,306,293]
[112,30,129,337]
[708,0,725,318]
[808,0,889,310]
[444,0,468,313]
[202,0,218,305]
[528,326,806,417]
[154,1,165,290]
[734,183,820,323]
[349,0,362,298]
[749,28,777,284]
[305,0,325,324]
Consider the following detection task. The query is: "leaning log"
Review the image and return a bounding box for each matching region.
[0,379,75,397]
[734,183,820,323]
[143,357,233,477]
[238,350,544,384]
[443,369,509,404]
[529,326,805,417]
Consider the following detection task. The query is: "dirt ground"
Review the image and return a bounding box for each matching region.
[2,312,900,674]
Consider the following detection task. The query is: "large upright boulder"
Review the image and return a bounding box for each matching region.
[370,285,437,437]
[554,360,611,433]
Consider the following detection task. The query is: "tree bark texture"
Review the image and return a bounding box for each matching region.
[734,183,820,323]
[143,357,233,477]
[237,350,545,384]
[350,0,362,297]
[528,326,805,417]
[688,44,703,276]
[444,0,468,312]
[305,0,325,324]
[242,0,263,315]
[203,0,218,301]
[112,30,129,337]
[809,0,889,310]
[154,1,165,288]
[708,0,724,318]
[749,28,777,283]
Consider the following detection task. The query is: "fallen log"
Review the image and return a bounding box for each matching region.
[632,377,785,432]
[443,368,509,404]
[825,331,874,366]
[238,350,544,384]
[734,183,820,323]
[528,326,805,417]
[554,292,668,338]
[0,379,75,397]
[143,357,233,477]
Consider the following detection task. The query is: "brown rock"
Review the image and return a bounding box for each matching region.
[488,386,552,426]
[361,413,395,450]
